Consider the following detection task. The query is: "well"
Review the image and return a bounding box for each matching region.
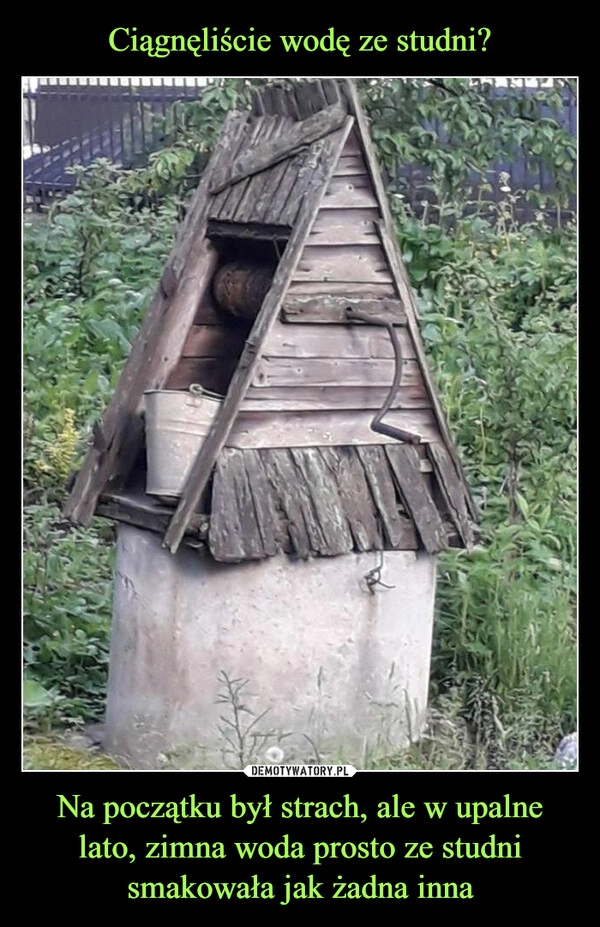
[64,79,477,772]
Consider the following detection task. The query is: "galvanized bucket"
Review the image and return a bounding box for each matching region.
[144,387,223,499]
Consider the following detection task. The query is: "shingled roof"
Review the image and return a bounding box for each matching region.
[65,79,477,561]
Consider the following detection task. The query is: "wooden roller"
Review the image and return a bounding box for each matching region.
[212,260,274,320]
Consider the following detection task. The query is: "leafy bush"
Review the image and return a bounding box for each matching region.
[23,160,178,727]
[23,504,114,728]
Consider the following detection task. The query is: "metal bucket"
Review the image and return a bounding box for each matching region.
[144,387,222,499]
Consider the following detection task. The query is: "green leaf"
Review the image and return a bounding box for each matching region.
[23,678,54,708]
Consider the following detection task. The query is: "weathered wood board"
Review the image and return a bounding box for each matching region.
[294,243,392,284]
[208,444,418,562]
[261,320,415,359]
[250,153,300,225]
[251,356,422,389]
[96,492,208,545]
[306,207,380,245]
[211,117,279,221]
[356,446,417,549]
[321,174,379,209]
[332,153,369,176]
[227,408,439,448]
[234,119,298,225]
[286,280,397,297]
[208,448,266,560]
[385,445,448,553]
[240,385,429,412]
[281,295,406,324]
[426,442,475,549]
[318,446,383,550]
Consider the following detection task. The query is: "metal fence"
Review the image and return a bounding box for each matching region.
[390,78,576,224]
[23,77,576,221]
[23,77,208,205]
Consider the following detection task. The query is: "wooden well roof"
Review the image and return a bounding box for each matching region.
[65,78,477,561]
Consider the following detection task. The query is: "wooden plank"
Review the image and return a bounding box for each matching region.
[261,149,309,226]
[251,87,266,117]
[243,448,291,556]
[205,116,255,220]
[226,408,439,448]
[182,324,250,359]
[255,85,277,116]
[209,448,265,561]
[96,492,208,542]
[291,84,312,120]
[250,154,298,225]
[214,117,276,221]
[284,87,303,121]
[339,128,363,156]
[261,321,416,360]
[240,385,429,412]
[427,443,475,549]
[282,295,406,324]
[273,86,294,117]
[226,117,285,223]
[322,79,341,106]
[247,128,313,227]
[165,356,237,393]
[312,81,331,110]
[234,118,296,224]
[307,208,380,245]
[384,445,448,553]
[164,117,356,553]
[343,79,477,524]
[207,219,292,241]
[333,154,368,176]
[251,356,421,389]
[286,280,397,297]
[318,447,383,551]
[321,174,379,209]
[276,137,330,227]
[210,103,347,194]
[289,448,354,555]
[356,446,418,549]
[294,81,330,118]
[260,449,312,558]
[294,244,392,284]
